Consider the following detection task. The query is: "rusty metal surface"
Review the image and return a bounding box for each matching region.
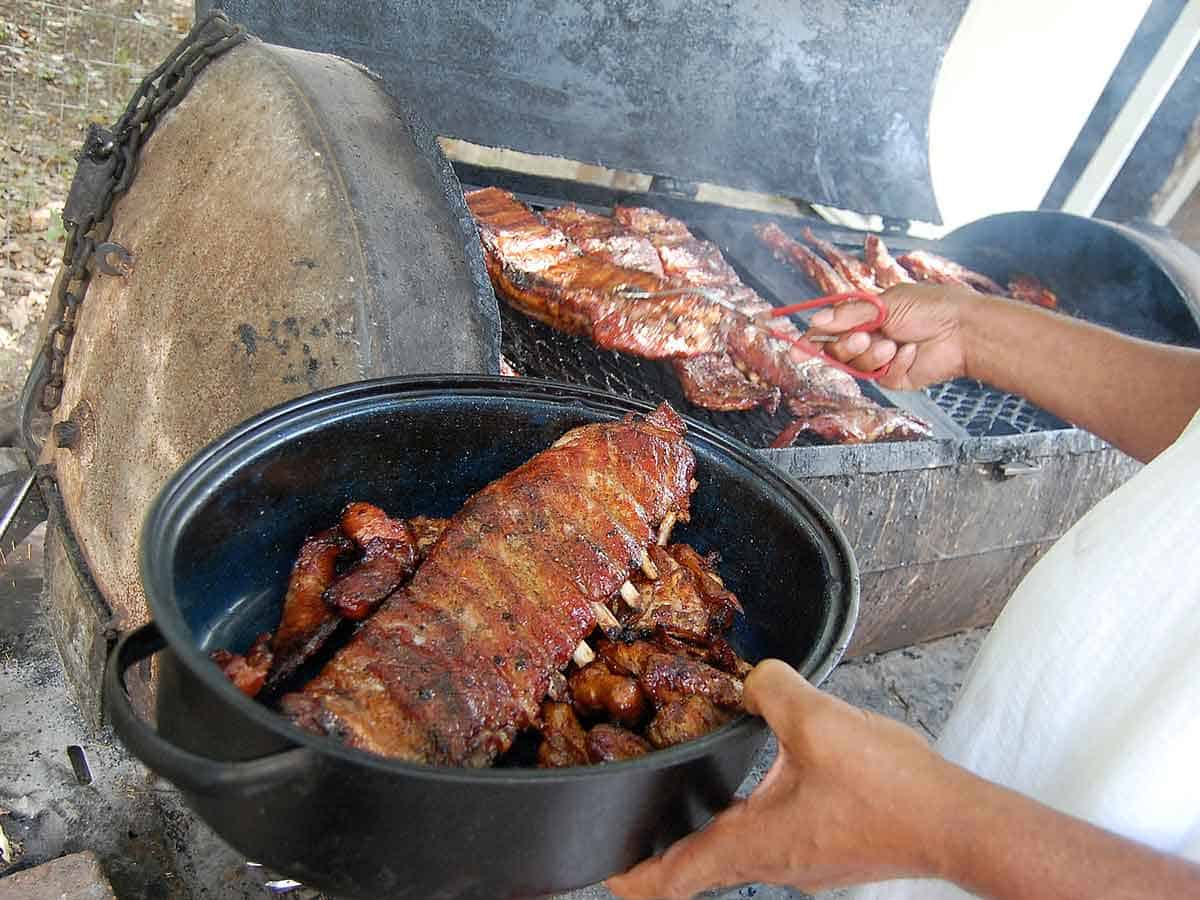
[47,39,497,646]
[793,444,1143,656]
[198,0,965,222]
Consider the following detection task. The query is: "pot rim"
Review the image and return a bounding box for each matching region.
[139,375,859,782]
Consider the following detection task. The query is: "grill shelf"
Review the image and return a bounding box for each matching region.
[926,378,1068,436]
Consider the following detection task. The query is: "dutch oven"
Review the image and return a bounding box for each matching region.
[104,376,859,900]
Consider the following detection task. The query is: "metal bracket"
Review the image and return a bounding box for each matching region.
[647,174,699,199]
[0,465,50,549]
[992,459,1043,480]
[92,241,134,277]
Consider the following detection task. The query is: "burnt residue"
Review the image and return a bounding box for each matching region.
[200,0,964,222]
[236,324,257,355]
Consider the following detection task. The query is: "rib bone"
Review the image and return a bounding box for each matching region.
[657,512,677,546]
[572,640,596,667]
[640,550,659,580]
[619,580,642,606]
[591,602,623,637]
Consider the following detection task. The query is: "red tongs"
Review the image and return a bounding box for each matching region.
[617,285,891,381]
[760,290,891,381]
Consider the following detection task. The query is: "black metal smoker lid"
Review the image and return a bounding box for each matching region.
[196,0,967,223]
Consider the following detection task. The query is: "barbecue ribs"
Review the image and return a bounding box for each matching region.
[897,250,1006,295]
[863,235,914,289]
[468,187,723,357]
[281,404,697,766]
[614,205,783,413]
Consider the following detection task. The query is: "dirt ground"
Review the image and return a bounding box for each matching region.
[0,0,191,407]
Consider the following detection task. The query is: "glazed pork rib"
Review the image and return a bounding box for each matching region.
[542,204,665,277]
[898,250,1006,295]
[281,404,696,767]
[468,188,723,358]
[756,222,853,295]
[612,205,783,413]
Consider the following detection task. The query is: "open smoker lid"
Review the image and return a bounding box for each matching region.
[196,0,966,223]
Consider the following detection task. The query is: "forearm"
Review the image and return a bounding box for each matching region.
[923,763,1200,899]
[961,297,1200,462]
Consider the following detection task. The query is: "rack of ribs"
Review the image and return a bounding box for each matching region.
[467,187,722,358]
[280,404,697,767]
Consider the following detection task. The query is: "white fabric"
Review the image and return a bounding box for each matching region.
[846,410,1200,900]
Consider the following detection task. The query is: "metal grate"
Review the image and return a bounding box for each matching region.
[926,378,1068,436]
[499,303,803,449]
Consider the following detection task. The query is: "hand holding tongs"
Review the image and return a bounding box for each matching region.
[616,286,891,380]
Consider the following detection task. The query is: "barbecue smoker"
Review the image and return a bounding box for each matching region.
[24,5,1200,724]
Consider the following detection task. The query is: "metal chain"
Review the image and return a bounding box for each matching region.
[37,11,247,412]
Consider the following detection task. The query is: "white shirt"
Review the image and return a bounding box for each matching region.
[846,410,1200,899]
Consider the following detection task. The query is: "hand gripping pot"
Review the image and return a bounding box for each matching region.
[105,377,858,900]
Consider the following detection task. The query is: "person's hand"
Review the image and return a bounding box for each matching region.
[798,283,978,391]
[606,660,952,900]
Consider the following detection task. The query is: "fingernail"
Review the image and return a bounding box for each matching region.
[811,309,834,326]
[846,332,870,353]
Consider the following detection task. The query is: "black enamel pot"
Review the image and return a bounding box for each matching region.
[104,376,858,900]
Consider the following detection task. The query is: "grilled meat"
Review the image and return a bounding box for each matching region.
[612,205,693,240]
[212,633,274,698]
[618,216,864,403]
[627,544,741,644]
[1008,273,1058,309]
[613,207,790,413]
[898,250,1006,295]
[628,214,787,412]
[773,395,934,446]
[281,405,696,766]
[667,544,742,622]
[587,723,652,762]
[650,235,743,289]
[467,185,579,274]
[407,515,449,557]
[672,352,782,412]
[468,188,723,357]
[546,203,775,410]
[802,227,879,293]
[263,528,354,691]
[543,204,665,276]
[863,234,914,289]
[589,285,725,357]
[537,701,590,768]
[653,630,753,679]
[646,695,733,749]
[499,354,519,377]
[756,222,854,294]
[569,659,649,727]
[325,503,420,621]
[598,639,744,710]
[724,324,862,400]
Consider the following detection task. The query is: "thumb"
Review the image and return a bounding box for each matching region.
[806,300,882,334]
[606,803,749,900]
[743,659,823,740]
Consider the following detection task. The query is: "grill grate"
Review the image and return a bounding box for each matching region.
[499,304,802,449]
[477,179,1073,445]
[926,378,1068,435]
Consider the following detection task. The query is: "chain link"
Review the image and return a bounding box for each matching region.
[37,12,247,412]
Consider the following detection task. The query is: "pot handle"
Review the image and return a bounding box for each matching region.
[104,622,316,797]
